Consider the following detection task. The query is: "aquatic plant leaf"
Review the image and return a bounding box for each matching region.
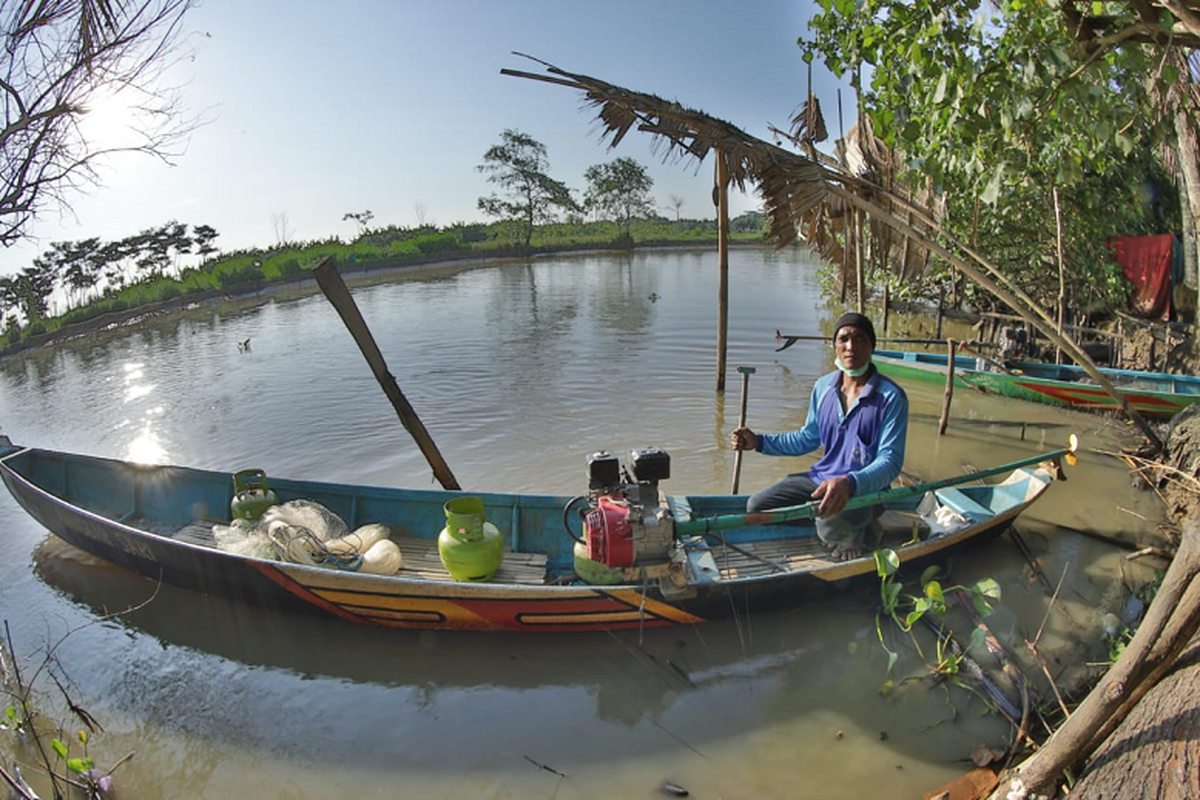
[973,577,1001,601]
[875,548,900,577]
[882,579,902,612]
[66,756,94,775]
[924,579,945,611]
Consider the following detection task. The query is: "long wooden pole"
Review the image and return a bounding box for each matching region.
[938,338,955,435]
[677,437,1077,536]
[313,257,461,490]
[775,332,990,351]
[715,153,730,392]
[730,365,755,493]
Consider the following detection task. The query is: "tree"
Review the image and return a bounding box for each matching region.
[12,263,56,323]
[583,157,655,234]
[47,237,102,307]
[342,210,374,236]
[667,194,685,221]
[193,224,219,260]
[1,0,197,248]
[477,129,577,247]
[801,1,1198,317]
[271,211,292,247]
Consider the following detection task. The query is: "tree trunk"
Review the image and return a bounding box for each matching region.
[1068,639,1200,799]
[1172,75,1199,326]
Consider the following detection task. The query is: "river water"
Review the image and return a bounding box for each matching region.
[0,248,1164,798]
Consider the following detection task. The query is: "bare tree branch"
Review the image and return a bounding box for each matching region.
[1,0,199,248]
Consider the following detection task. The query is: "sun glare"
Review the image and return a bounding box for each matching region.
[79,87,145,153]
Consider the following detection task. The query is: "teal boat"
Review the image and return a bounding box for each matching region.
[872,349,1200,419]
[0,435,1070,633]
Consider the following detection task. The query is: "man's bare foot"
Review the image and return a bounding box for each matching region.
[834,542,863,561]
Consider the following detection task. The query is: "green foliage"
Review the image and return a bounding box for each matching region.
[413,232,464,255]
[801,0,1182,315]
[477,129,579,247]
[583,157,656,232]
[873,548,1001,677]
[215,261,263,289]
[2,704,26,735]
[730,210,766,234]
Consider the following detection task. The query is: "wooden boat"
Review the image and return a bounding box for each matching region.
[872,349,1200,419]
[0,435,1071,633]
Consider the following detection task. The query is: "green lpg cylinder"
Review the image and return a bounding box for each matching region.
[437,496,504,582]
[230,469,278,522]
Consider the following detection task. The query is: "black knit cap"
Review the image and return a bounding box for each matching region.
[833,312,876,349]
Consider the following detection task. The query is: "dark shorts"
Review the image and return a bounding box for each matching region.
[746,472,876,545]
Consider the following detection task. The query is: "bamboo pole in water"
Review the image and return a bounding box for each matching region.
[882,284,890,333]
[715,154,730,392]
[313,257,461,491]
[938,338,956,435]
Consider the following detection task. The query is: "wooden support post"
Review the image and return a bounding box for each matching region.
[936,285,945,339]
[715,153,730,392]
[882,284,890,334]
[855,208,865,313]
[1118,317,1125,368]
[938,338,956,435]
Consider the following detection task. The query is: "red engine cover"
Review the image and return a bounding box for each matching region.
[585,493,633,568]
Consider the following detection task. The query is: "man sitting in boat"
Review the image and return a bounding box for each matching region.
[730,312,909,561]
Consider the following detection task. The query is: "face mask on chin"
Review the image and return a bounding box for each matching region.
[836,356,871,378]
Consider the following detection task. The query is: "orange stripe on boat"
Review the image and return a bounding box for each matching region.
[249,562,374,624]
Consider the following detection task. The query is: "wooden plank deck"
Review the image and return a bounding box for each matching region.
[707,536,831,580]
[703,510,930,580]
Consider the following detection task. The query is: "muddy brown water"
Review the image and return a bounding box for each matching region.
[0,248,1163,798]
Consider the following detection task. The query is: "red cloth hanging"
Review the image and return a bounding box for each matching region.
[1109,234,1174,321]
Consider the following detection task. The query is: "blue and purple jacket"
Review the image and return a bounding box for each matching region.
[755,365,908,495]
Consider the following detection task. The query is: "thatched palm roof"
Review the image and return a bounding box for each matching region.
[502,54,939,292]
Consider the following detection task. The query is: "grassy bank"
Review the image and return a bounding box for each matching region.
[2,217,768,356]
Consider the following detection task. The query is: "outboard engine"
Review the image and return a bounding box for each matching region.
[583,448,675,569]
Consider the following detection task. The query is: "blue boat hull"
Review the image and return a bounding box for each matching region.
[0,439,1059,631]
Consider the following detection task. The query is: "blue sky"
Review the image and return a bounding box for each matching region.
[1,0,849,276]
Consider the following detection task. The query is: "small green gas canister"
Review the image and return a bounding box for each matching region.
[437,496,504,582]
[231,469,278,522]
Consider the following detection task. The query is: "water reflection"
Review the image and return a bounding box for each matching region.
[30,535,1008,764]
